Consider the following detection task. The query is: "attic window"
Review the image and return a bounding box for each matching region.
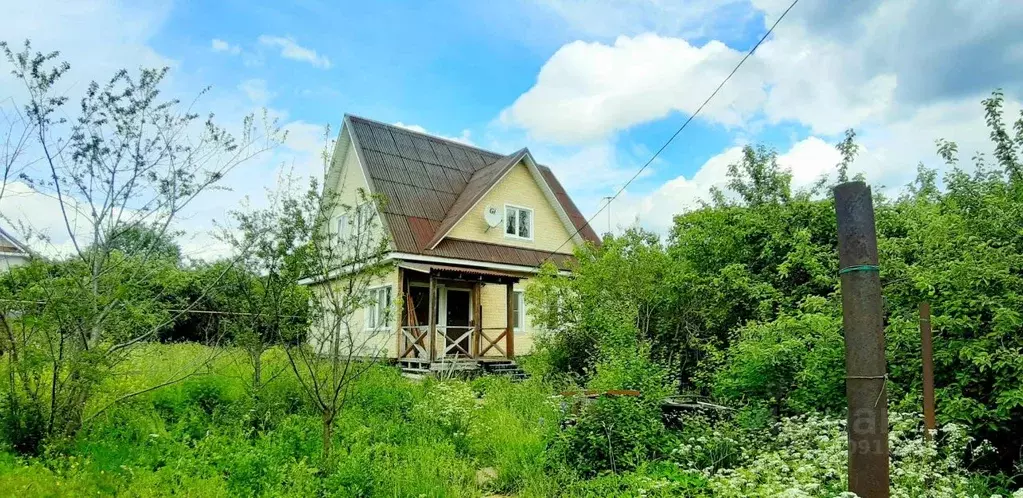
[505,205,532,240]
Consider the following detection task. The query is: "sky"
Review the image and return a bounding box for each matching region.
[1,0,1022,259]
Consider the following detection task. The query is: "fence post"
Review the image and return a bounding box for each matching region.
[834,181,890,498]
[920,302,936,439]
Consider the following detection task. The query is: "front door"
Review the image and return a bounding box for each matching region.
[441,287,472,357]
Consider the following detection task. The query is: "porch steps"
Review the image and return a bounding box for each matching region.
[480,360,530,381]
[397,359,529,381]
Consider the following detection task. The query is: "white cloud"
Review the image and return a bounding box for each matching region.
[604,92,1021,237]
[238,78,273,106]
[607,136,840,234]
[257,35,331,69]
[393,122,474,146]
[0,1,322,262]
[500,34,767,144]
[502,1,1023,144]
[211,38,241,55]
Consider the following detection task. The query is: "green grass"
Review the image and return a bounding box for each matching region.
[0,344,588,497]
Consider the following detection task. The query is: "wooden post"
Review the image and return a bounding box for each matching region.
[920,302,936,439]
[505,281,515,358]
[471,282,481,358]
[428,276,437,362]
[396,267,404,359]
[834,181,890,498]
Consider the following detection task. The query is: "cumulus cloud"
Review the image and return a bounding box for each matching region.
[503,0,1023,142]
[604,93,1020,237]
[608,136,841,234]
[0,1,325,262]
[500,34,767,144]
[211,38,240,55]
[257,35,331,69]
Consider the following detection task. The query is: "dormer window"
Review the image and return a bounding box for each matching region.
[505,204,533,240]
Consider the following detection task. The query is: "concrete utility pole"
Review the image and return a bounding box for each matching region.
[920,302,936,439]
[834,181,890,498]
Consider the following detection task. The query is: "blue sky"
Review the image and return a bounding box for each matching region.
[2,0,1022,258]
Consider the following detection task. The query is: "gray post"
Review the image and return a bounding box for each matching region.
[920,302,936,439]
[834,181,890,498]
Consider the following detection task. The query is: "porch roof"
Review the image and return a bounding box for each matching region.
[398,262,526,284]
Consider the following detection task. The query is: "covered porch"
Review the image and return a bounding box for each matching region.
[396,262,523,370]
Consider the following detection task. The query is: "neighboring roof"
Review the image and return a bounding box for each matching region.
[0,226,30,257]
[340,115,600,268]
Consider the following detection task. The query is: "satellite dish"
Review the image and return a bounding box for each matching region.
[483,205,503,230]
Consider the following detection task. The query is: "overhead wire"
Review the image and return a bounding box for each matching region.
[541,0,801,263]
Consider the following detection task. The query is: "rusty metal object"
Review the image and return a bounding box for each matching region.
[834,181,891,498]
[920,302,936,439]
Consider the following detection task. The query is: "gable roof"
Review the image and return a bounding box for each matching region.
[338,115,600,268]
[0,226,30,257]
[425,147,527,250]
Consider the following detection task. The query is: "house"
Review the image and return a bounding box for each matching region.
[0,226,31,271]
[313,115,600,373]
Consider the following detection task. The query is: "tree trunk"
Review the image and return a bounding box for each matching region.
[321,411,334,462]
[251,349,262,394]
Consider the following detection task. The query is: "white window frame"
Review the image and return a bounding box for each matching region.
[364,285,393,331]
[504,204,534,241]
[512,290,525,333]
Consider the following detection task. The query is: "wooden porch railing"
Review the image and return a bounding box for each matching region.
[400,325,429,359]
[440,325,474,358]
[478,326,508,357]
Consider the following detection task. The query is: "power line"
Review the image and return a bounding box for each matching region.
[543,0,800,262]
[0,299,304,319]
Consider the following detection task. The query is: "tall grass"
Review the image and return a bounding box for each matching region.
[0,344,570,497]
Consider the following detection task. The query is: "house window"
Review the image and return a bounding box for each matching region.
[512,290,525,332]
[336,213,350,239]
[337,203,373,241]
[504,205,533,240]
[365,285,392,330]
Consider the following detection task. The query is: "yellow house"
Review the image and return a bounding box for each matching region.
[314,115,600,373]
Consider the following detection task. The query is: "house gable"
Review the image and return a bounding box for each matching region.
[446,160,578,255]
[323,125,390,248]
[337,115,599,267]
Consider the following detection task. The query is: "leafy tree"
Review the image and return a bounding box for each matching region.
[713,144,792,207]
[219,176,312,396]
[835,128,860,183]
[229,130,393,462]
[532,89,1023,476]
[106,225,183,263]
[0,40,280,450]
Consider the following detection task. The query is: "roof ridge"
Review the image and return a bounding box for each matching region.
[344,114,507,158]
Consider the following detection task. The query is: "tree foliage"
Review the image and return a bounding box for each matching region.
[529,89,1023,474]
[0,39,280,451]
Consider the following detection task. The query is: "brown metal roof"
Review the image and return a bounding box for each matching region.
[425,148,527,250]
[398,262,529,281]
[425,238,575,270]
[345,115,599,267]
